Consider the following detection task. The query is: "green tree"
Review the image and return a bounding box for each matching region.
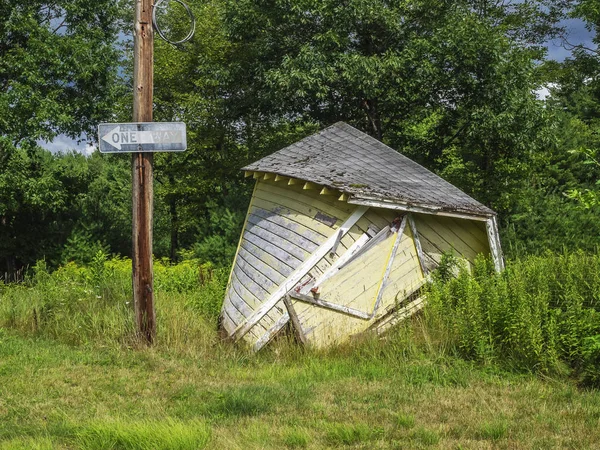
[223,0,553,211]
[0,0,124,275]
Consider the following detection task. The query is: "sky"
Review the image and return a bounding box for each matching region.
[39,16,597,155]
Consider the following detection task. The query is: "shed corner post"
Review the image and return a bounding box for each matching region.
[486,215,505,272]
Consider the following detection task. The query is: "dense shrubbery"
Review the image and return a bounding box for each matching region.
[0,253,225,349]
[1,251,599,387]
[424,252,600,386]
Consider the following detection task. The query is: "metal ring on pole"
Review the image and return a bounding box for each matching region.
[152,0,196,45]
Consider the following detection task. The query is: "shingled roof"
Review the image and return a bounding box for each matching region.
[243,122,494,217]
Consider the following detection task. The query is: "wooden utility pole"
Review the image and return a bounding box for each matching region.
[132,0,155,343]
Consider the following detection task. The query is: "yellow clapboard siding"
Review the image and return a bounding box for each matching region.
[247,213,320,254]
[237,247,287,286]
[379,230,425,310]
[297,229,424,348]
[242,231,304,269]
[245,221,312,262]
[256,180,355,221]
[295,232,395,344]
[229,269,286,337]
[240,239,294,277]
[429,215,489,255]
[448,216,489,250]
[251,197,338,239]
[415,214,482,263]
[220,308,237,335]
[250,206,326,247]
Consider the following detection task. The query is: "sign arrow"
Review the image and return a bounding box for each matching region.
[98,122,187,153]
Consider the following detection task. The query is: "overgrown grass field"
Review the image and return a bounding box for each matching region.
[1,252,599,449]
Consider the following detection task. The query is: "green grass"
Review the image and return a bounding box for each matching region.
[1,254,600,448]
[1,328,600,449]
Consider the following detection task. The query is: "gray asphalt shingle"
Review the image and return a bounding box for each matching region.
[243,122,494,217]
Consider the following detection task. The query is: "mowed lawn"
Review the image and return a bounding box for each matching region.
[1,328,599,450]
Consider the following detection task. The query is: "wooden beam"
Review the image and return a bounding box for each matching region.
[407,214,428,276]
[371,216,407,316]
[320,187,336,196]
[283,295,307,346]
[252,313,289,352]
[244,171,254,178]
[348,197,491,222]
[263,173,274,180]
[486,216,505,272]
[274,174,287,182]
[288,178,301,186]
[289,292,371,320]
[338,226,391,270]
[230,205,369,343]
[309,232,371,292]
[303,181,317,190]
[338,193,349,202]
[329,229,343,257]
[253,172,262,179]
[132,0,155,344]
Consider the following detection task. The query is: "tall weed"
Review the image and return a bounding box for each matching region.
[424,251,600,383]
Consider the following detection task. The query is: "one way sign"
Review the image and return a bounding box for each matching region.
[98,122,187,153]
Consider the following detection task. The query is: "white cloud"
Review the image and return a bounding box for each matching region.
[37,134,97,156]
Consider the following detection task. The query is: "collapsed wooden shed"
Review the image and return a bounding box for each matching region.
[221,122,503,351]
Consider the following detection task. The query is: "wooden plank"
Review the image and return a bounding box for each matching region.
[220,309,237,335]
[229,269,263,311]
[414,215,478,262]
[243,232,303,269]
[236,255,279,295]
[274,174,287,182]
[303,181,318,190]
[256,181,354,222]
[290,292,371,320]
[408,214,428,276]
[233,264,270,304]
[448,216,489,249]
[247,213,319,254]
[250,206,326,246]
[486,216,505,272]
[283,295,308,345]
[230,268,286,335]
[223,181,258,322]
[240,239,294,278]
[423,214,488,256]
[246,223,311,262]
[225,279,255,317]
[348,196,491,221]
[253,313,290,352]
[244,171,254,178]
[338,226,391,269]
[309,232,371,292]
[251,197,339,239]
[231,205,369,343]
[238,247,286,286]
[371,217,407,315]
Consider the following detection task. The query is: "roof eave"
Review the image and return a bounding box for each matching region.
[347,195,494,222]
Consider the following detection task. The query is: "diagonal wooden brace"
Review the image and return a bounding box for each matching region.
[230,205,369,343]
